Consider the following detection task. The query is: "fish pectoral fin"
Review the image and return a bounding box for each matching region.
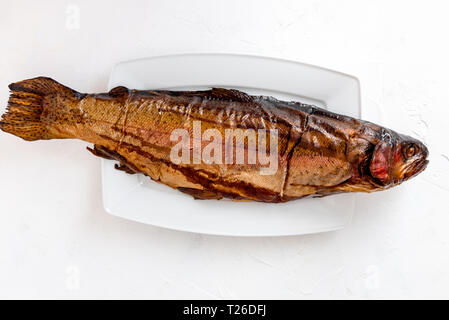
[177,187,223,200]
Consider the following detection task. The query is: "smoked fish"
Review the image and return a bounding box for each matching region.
[0,77,428,202]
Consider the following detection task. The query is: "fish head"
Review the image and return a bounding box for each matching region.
[368,130,428,187]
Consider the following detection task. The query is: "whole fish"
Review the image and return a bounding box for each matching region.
[0,77,428,202]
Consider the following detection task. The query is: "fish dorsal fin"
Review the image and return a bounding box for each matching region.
[108,86,129,98]
[160,88,252,103]
[208,88,252,103]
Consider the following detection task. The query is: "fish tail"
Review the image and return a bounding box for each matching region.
[0,77,79,141]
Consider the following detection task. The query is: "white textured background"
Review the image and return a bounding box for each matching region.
[1,0,448,299]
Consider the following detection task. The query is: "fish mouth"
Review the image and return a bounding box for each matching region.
[402,158,429,181]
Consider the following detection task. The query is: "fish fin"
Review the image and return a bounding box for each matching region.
[114,163,137,174]
[86,145,115,160]
[0,77,79,141]
[209,88,252,103]
[161,88,253,103]
[108,86,129,98]
[87,145,140,174]
[177,187,223,200]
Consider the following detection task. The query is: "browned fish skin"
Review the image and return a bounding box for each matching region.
[0,77,429,202]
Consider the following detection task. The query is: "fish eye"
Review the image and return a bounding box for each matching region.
[404,144,418,158]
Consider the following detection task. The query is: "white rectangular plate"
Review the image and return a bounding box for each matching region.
[103,53,361,236]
